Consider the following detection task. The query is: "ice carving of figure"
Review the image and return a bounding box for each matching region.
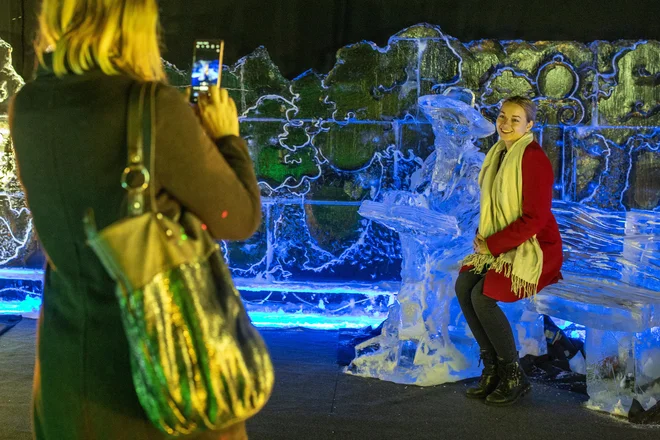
[1,38,34,269]
[346,88,496,385]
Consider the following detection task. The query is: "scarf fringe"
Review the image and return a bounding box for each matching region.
[461,253,494,274]
[510,275,538,300]
[462,253,538,300]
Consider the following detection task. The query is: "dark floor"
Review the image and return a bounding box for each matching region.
[1,319,658,440]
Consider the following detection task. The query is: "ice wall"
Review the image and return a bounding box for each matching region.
[0,26,659,330]
[0,39,38,315]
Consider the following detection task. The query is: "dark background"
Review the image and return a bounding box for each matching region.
[2,0,660,80]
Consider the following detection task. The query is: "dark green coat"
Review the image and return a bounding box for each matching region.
[10,58,261,440]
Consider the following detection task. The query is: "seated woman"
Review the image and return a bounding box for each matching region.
[455,96,563,406]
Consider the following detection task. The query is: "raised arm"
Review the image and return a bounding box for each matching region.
[153,86,261,240]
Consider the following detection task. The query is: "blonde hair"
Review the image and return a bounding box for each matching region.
[36,0,167,82]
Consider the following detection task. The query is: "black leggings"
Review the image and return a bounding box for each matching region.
[455,269,518,363]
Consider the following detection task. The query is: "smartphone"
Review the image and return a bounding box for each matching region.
[190,39,224,104]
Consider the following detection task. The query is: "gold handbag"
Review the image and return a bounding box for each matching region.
[83,82,274,436]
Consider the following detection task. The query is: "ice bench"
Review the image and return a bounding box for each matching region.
[534,201,660,415]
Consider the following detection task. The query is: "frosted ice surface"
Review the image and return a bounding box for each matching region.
[537,199,660,413]
[585,328,660,413]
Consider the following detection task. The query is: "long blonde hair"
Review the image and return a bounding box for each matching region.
[36,0,167,82]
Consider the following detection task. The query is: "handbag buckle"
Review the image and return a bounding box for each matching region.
[121,165,150,191]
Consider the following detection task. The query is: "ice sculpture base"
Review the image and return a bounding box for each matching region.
[345,298,546,386]
[584,328,660,415]
[537,202,660,416]
[538,276,660,414]
[345,330,481,386]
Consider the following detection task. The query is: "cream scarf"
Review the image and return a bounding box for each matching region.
[462,132,543,299]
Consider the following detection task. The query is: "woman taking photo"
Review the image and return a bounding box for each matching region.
[9,1,261,438]
[455,96,563,406]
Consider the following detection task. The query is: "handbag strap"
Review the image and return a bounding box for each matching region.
[123,81,158,217]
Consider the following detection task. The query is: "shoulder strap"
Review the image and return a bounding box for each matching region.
[123,82,158,217]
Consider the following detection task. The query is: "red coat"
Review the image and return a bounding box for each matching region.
[460,141,563,302]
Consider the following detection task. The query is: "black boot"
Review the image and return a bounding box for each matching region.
[466,350,499,399]
[485,357,532,406]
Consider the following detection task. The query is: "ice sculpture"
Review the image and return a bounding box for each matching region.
[346,88,546,385]
[0,38,30,263]
[537,203,660,414]
[0,38,41,315]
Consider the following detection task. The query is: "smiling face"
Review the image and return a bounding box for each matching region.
[497,102,534,147]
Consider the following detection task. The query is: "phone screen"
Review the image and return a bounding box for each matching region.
[190,40,224,103]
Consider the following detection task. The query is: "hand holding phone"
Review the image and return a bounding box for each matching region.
[188,39,239,139]
[190,39,224,104]
[198,87,240,139]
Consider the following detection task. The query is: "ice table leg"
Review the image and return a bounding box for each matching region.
[585,327,660,415]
